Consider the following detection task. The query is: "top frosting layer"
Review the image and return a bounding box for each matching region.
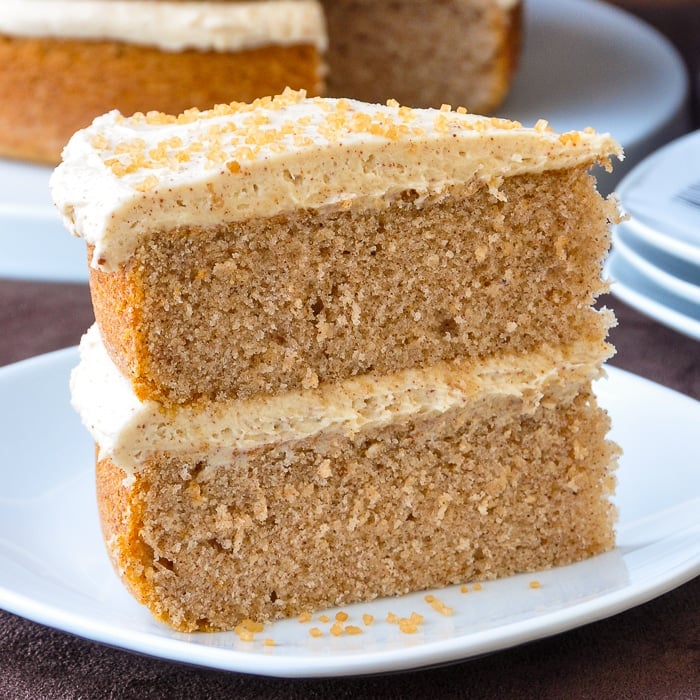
[51,89,622,271]
[0,1,327,51]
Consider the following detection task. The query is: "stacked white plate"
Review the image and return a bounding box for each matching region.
[606,130,700,341]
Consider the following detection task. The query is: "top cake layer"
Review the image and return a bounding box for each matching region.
[0,1,327,52]
[51,89,622,271]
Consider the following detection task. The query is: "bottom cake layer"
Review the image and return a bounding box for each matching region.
[96,375,618,632]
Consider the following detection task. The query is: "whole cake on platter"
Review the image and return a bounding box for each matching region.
[52,89,622,632]
[0,0,327,164]
[0,0,522,165]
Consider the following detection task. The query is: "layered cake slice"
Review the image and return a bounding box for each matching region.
[53,90,622,632]
[0,0,326,163]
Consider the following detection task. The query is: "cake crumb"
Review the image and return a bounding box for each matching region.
[424,594,453,616]
[398,612,424,634]
[234,618,264,642]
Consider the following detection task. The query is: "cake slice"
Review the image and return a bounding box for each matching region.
[0,0,326,163]
[54,90,622,632]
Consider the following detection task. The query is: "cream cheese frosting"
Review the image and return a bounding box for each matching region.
[71,323,613,474]
[51,89,622,271]
[0,1,327,52]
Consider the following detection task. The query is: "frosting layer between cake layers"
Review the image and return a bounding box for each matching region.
[72,324,613,474]
[0,1,327,52]
[50,90,622,271]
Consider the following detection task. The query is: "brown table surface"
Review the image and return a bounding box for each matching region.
[1,2,699,698]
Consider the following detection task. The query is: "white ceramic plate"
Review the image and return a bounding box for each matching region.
[616,130,700,261]
[1,349,699,678]
[613,223,700,306]
[498,0,690,193]
[620,216,700,270]
[605,249,700,342]
[0,0,690,283]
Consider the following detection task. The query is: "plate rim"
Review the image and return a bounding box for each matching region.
[612,225,700,305]
[605,250,700,342]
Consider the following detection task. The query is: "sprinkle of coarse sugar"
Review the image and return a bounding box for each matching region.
[144,110,177,126]
[398,105,416,121]
[234,619,265,642]
[133,175,158,192]
[529,580,542,589]
[386,612,399,624]
[345,625,363,635]
[313,95,332,111]
[330,621,344,637]
[90,88,579,184]
[309,627,323,638]
[424,594,453,616]
[472,583,483,591]
[433,113,451,134]
[362,614,374,626]
[298,611,313,623]
[559,131,583,146]
[534,119,550,132]
[460,585,469,593]
[264,638,276,647]
[335,611,349,622]
[235,627,255,642]
[103,158,127,177]
[318,614,330,623]
[90,134,110,149]
[293,135,315,147]
[398,612,424,634]
[490,116,522,129]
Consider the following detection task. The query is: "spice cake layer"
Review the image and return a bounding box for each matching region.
[52,89,622,407]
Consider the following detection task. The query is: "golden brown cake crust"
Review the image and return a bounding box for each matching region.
[0,36,322,164]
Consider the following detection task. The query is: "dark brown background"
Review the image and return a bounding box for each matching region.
[1,2,699,697]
